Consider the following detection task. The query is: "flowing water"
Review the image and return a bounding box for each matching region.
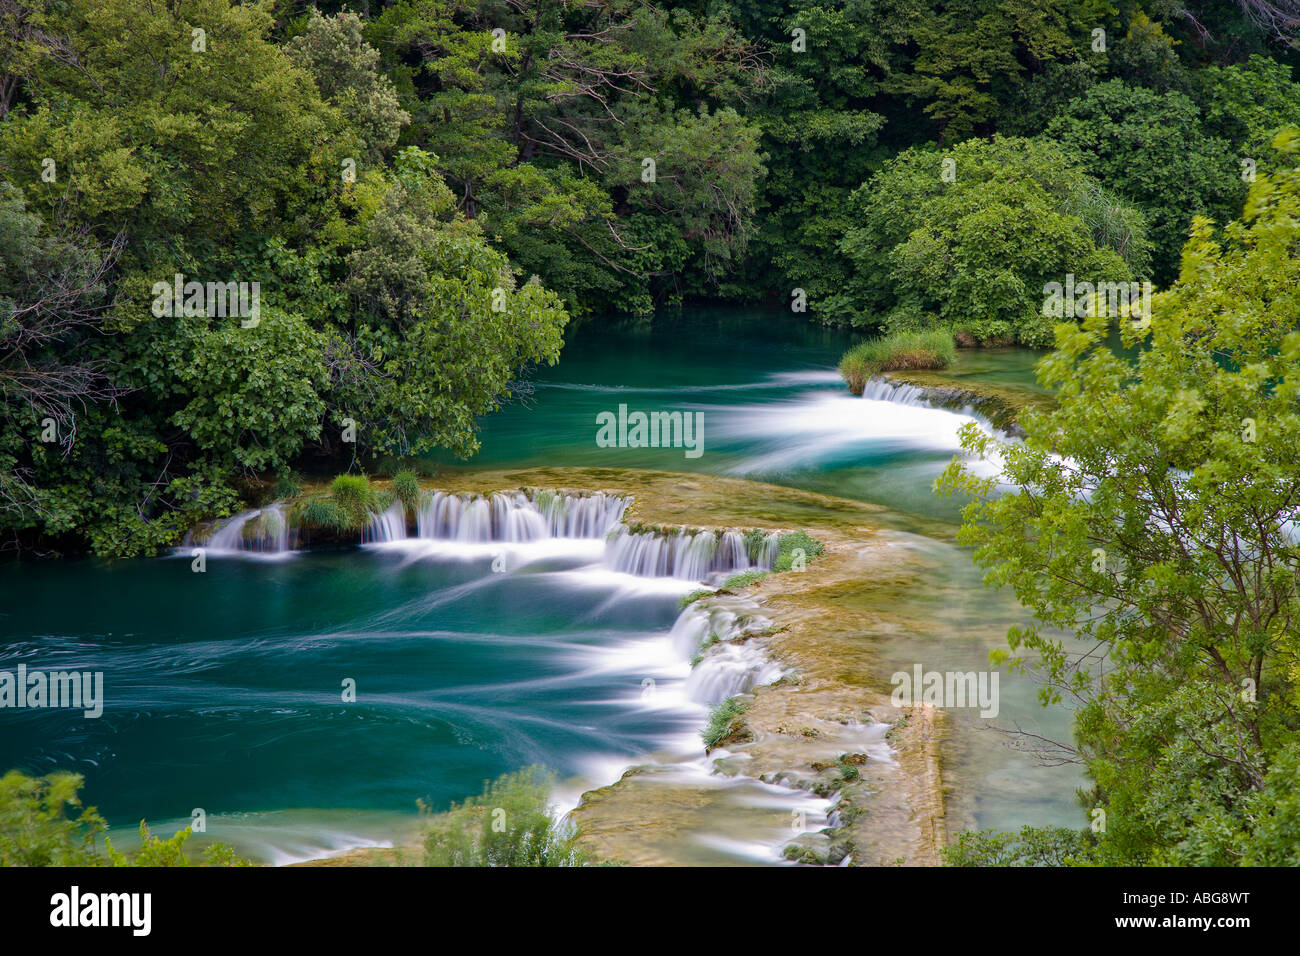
[0,306,1084,863]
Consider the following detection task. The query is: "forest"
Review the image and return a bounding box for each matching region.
[4,0,1298,557]
[3,0,1300,875]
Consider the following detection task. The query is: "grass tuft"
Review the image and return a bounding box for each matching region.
[391,470,421,515]
[838,329,956,395]
[702,696,752,751]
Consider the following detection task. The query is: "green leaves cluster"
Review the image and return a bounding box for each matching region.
[421,766,587,867]
[0,769,248,866]
[833,137,1149,344]
[937,137,1300,864]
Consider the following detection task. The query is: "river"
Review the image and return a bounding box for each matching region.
[0,305,1083,864]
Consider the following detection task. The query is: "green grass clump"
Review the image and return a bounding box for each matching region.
[329,474,377,530]
[391,470,421,515]
[774,530,824,571]
[420,766,587,867]
[702,696,752,751]
[743,528,771,562]
[838,329,956,395]
[836,754,863,781]
[296,497,346,530]
[723,569,768,589]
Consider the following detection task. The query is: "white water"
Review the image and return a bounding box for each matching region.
[605,527,771,580]
[714,387,982,474]
[363,502,408,543]
[195,504,293,555]
[360,489,774,584]
[859,378,932,406]
[414,490,627,542]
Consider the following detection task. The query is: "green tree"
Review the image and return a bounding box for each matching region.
[286,9,410,166]
[937,132,1300,864]
[1044,79,1242,281]
[0,769,106,866]
[335,148,569,458]
[884,0,1108,142]
[833,136,1149,344]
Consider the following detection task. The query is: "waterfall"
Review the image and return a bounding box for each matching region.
[605,528,775,580]
[860,378,931,407]
[687,641,785,704]
[670,602,784,705]
[362,502,408,543]
[201,504,294,554]
[415,491,626,542]
[535,491,628,538]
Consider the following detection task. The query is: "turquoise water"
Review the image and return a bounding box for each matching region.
[0,306,1083,862]
[442,307,1046,520]
[0,542,709,861]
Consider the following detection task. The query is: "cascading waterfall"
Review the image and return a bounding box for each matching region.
[670,600,784,705]
[198,504,294,554]
[536,491,629,538]
[859,378,931,407]
[362,502,408,544]
[605,528,775,581]
[414,490,626,542]
[189,489,777,588]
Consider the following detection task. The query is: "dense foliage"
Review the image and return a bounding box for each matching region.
[0,769,248,865]
[938,140,1300,865]
[3,0,1298,555]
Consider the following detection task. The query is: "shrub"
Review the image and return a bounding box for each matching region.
[106,822,250,867]
[1,770,248,866]
[702,696,751,751]
[421,766,586,867]
[774,531,824,571]
[941,826,1090,867]
[329,474,376,530]
[0,770,105,866]
[391,470,421,514]
[839,330,956,395]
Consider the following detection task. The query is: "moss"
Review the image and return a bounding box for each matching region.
[837,753,865,781]
[690,629,726,667]
[781,842,827,865]
[677,588,712,610]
